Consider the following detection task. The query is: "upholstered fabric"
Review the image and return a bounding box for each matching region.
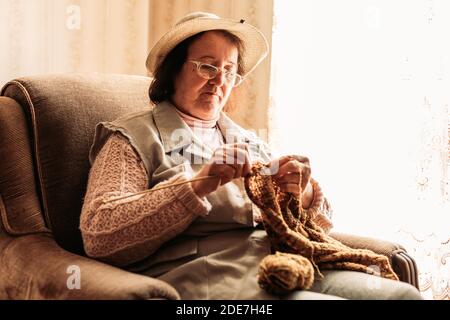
[0,232,180,300]
[0,96,48,235]
[0,74,152,254]
[330,231,419,289]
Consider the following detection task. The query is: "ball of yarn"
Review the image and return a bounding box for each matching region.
[257,251,315,295]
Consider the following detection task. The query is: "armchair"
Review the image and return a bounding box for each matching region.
[0,73,419,299]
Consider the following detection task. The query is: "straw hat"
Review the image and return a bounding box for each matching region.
[146,12,269,78]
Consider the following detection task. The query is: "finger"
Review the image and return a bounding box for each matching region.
[207,175,222,191]
[277,160,303,177]
[212,144,251,179]
[222,149,251,177]
[268,155,292,174]
[209,164,236,186]
[278,182,301,196]
[275,172,301,185]
[277,161,311,190]
[289,155,310,165]
[235,148,252,177]
[242,159,251,177]
[222,145,249,165]
[219,146,251,175]
[210,148,239,165]
[300,174,310,191]
[235,147,251,172]
[288,161,311,182]
[230,163,243,179]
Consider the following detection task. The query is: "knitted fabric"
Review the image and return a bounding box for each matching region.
[244,162,399,295]
[258,252,315,295]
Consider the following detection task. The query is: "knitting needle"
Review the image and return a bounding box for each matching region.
[103,175,219,203]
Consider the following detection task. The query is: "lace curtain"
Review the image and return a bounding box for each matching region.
[397,95,450,300]
[271,0,450,299]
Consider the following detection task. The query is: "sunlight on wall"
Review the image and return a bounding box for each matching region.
[271,0,450,240]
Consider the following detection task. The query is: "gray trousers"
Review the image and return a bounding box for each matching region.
[137,229,423,300]
[283,270,422,300]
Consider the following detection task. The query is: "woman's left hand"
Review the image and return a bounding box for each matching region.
[269,155,314,208]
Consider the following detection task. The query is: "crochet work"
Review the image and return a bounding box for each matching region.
[244,162,399,295]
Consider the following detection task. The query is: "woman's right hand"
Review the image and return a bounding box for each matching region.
[191,143,251,198]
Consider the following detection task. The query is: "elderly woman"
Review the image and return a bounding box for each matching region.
[80,12,422,300]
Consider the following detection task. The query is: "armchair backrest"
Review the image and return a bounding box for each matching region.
[0,73,152,254]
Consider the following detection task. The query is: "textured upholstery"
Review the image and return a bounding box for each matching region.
[1,74,152,254]
[330,232,419,289]
[0,97,48,235]
[0,232,180,300]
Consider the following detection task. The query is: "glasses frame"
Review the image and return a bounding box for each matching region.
[188,60,244,87]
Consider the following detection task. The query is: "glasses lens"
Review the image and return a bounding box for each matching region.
[198,64,217,79]
[192,61,243,86]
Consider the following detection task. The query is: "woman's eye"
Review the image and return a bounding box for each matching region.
[200,65,217,76]
[202,65,216,71]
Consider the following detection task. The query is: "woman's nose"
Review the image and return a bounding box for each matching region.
[209,70,226,87]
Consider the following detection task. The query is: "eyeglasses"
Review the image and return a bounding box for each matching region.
[188,60,244,87]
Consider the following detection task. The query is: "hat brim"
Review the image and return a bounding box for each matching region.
[146,17,269,78]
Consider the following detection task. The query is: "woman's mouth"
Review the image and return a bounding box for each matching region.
[203,92,220,98]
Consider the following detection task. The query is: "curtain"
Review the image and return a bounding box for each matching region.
[0,0,150,86]
[271,0,450,299]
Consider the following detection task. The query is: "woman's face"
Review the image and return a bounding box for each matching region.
[171,31,239,120]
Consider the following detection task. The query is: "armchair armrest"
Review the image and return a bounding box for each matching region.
[0,233,180,300]
[329,231,419,289]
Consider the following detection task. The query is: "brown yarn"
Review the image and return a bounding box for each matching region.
[258,252,315,294]
[244,162,399,295]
